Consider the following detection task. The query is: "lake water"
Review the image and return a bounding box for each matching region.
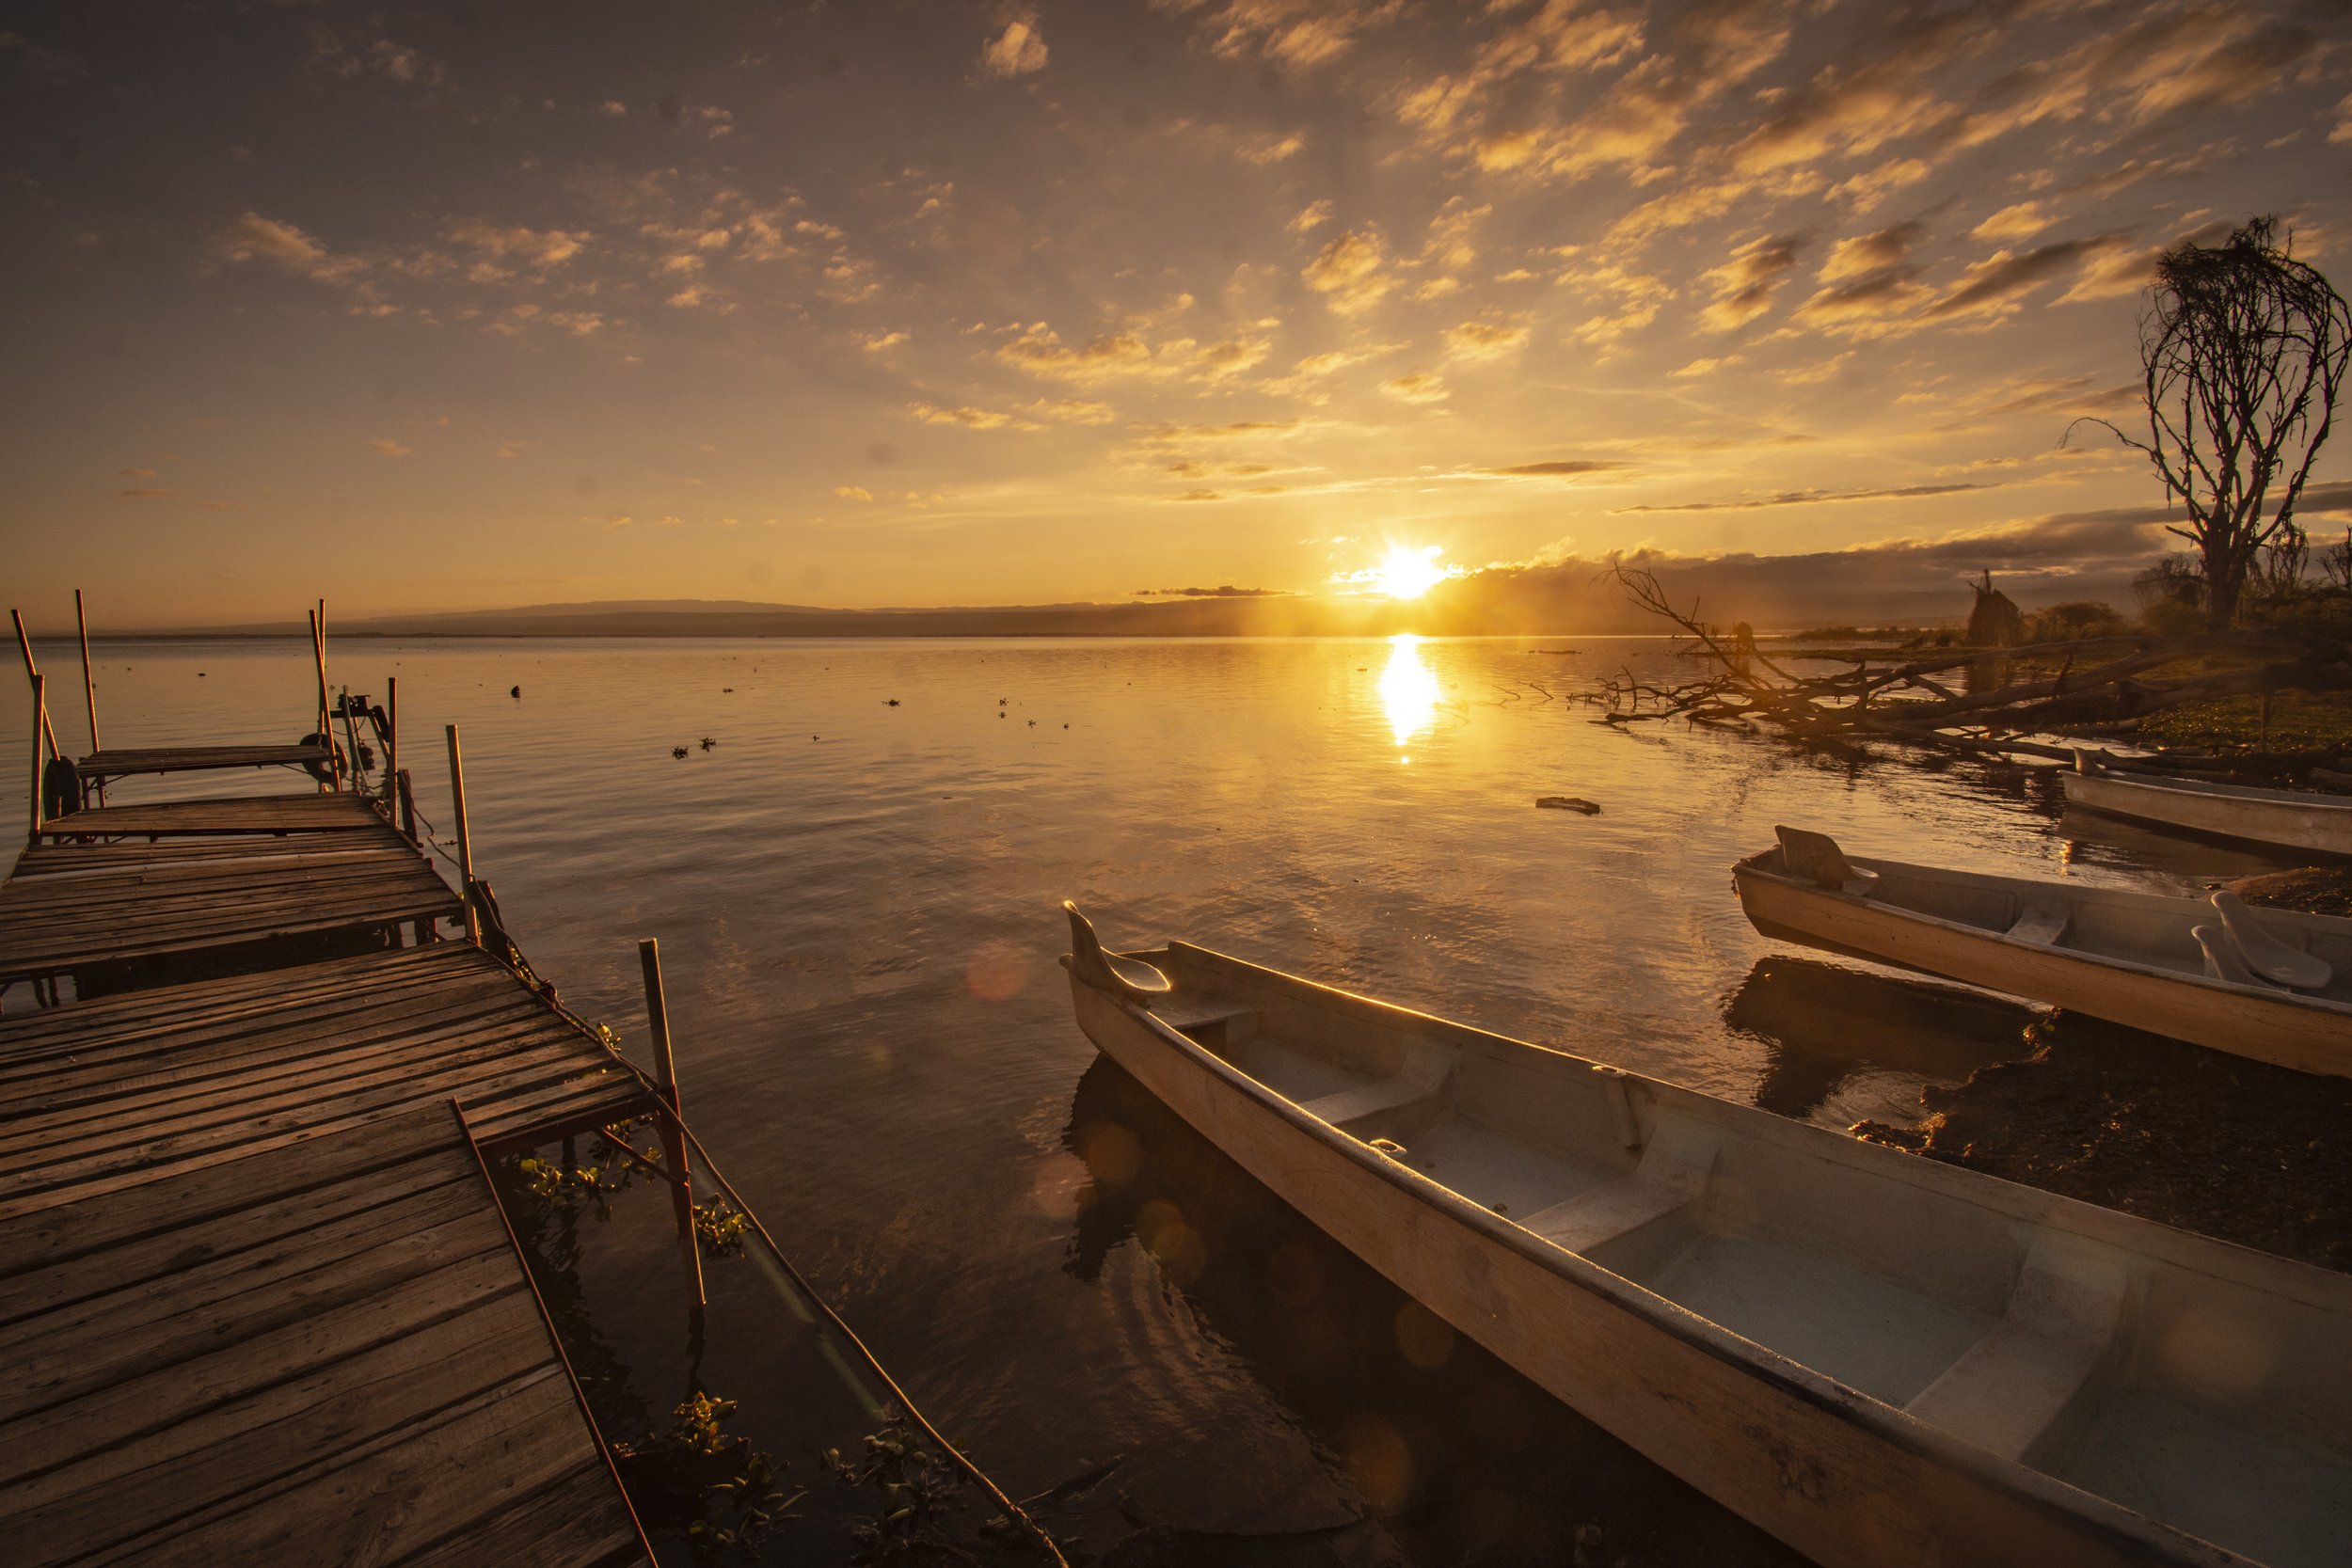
[6,634,2295,1564]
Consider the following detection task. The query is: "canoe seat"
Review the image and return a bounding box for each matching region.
[2005,905,2071,945]
[2211,891,2331,990]
[1773,825,1880,895]
[2195,925,2280,990]
[1303,1053,1451,1127]
[1521,1119,1715,1255]
[1904,1235,2128,1463]
[1148,995,1262,1042]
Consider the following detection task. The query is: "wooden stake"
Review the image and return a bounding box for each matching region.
[73,591,101,805]
[396,767,418,843]
[445,724,479,945]
[11,610,58,763]
[639,936,707,1307]
[310,605,337,790]
[27,673,42,839]
[384,675,399,807]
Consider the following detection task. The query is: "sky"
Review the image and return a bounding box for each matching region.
[4,0,2351,627]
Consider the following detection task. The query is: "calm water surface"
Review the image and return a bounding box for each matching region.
[8,634,2293,1563]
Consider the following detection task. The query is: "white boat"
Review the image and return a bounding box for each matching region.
[2063,752,2352,857]
[1060,903,2352,1568]
[1732,827,2352,1079]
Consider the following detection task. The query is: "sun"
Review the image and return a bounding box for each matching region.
[1374,545,1449,600]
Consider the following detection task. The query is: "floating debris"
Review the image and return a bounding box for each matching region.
[671,746,689,759]
[722,686,733,692]
[886,698,900,706]
[510,685,521,698]
[1027,720,1036,726]
[1536,796,1601,815]
[699,736,716,751]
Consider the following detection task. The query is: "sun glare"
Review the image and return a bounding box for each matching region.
[1375,545,1450,600]
[1379,633,1441,747]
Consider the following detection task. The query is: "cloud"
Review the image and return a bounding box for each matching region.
[1238,132,1305,165]
[119,466,154,477]
[1970,201,2054,243]
[1303,229,1392,315]
[1136,584,1286,597]
[1698,232,1804,332]
[1165,0,1394,70]
[1920,235,2124,324]
[1818,220,1927,283]
[910,403,1025,430]
[834,485,874,501]
[443,218,588,269]
[997,325,1152,376]
[368,437,412,457]
[219,212,358,283]
[1380,372,1448,403]
[978,16,1049,79]
[1022,398,1118,423]
[862,330,909,352]
[597,100,628,117]
[117,486,177,499]
[1617,483,1993,514]
[1443,318,1529,359]
[1488,459,1630,479]
[1289,199,1334,234]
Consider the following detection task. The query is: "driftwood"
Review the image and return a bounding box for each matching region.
[1594,565,2352,773]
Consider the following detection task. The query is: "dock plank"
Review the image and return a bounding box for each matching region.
[33,792,387,839]
[74,744,335,781]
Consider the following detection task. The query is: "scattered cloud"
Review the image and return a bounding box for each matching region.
[119,466,154,478]
[834,485,874,501]
[978,15,1049,79]
[1971,201,2055,243]
[1616,483,1994,514]
[1487,460,1629,479]
[1380,372,1448,403]
[117,486,177,499]
[1302,230,1391,315]
[368,437,412,457]
[1136,584,1285,597]
[1443,318,1530,359]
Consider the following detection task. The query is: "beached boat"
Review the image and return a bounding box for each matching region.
[1733,826,2352,1079]
[2063,751,2352,856]
[1060,903,2352,1568]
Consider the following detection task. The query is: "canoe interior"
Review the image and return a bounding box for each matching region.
[1128,941,2352,1568]
[1743,846,2352,1007]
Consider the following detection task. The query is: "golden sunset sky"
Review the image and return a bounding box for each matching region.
[5,0,2350,625]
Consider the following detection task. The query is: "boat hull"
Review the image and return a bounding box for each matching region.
[1733,865,2352,1078]
[1069,975,2233,1568]
[2063,770,2352,857]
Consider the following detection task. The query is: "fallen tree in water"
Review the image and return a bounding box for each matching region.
[1594,564,2352,776]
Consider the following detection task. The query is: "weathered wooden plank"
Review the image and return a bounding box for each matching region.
[9,992,559,1119]
[465,1078,654,1147]
[0,1101,458,1261]
[0,1248,529,1485]
[33,792,383,838]
[4,1037,600,1194]
[0,1292,554,1568]
[5,1206,512,1425]
[0,947,485,1059]
[0,1151,477,1327]
[74,744,333,780]
[392,1464,653,1568]
[12,831,405,876]
[75,1369,601,1568]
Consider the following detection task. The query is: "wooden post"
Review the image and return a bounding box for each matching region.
[310,605,337,790]
[639,937,707,1307]
[27,673,42,839]
[396,768,418,842]
[73,591,101,806]
[384,675,399,807]
[11,610,59,763]
[445,725,479,945]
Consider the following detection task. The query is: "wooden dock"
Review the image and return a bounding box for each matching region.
[4,716,661,1560]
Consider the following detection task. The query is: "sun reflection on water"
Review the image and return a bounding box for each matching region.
[1378,633,1441,748]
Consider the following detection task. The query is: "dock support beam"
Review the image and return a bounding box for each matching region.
[12,610,59,767]
[639,937,707,1307]
[445,724,479,946]
[74,591,101,806]
[384,676,399,811]
[27,673,43,840]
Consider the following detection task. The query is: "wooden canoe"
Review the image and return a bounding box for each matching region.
[1732,830,2352,1079]
[1060,911,2352,1568]
[2062,753,2352,857]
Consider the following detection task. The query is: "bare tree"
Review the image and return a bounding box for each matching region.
[2074,217,2352,631]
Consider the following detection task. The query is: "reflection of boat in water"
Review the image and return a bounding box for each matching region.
[1735,827,2352,1079]
[1723,956,2032,1119]
[2056,804,2297,882]
[2064,752,2352,858]
[1062,903,2352,1568]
